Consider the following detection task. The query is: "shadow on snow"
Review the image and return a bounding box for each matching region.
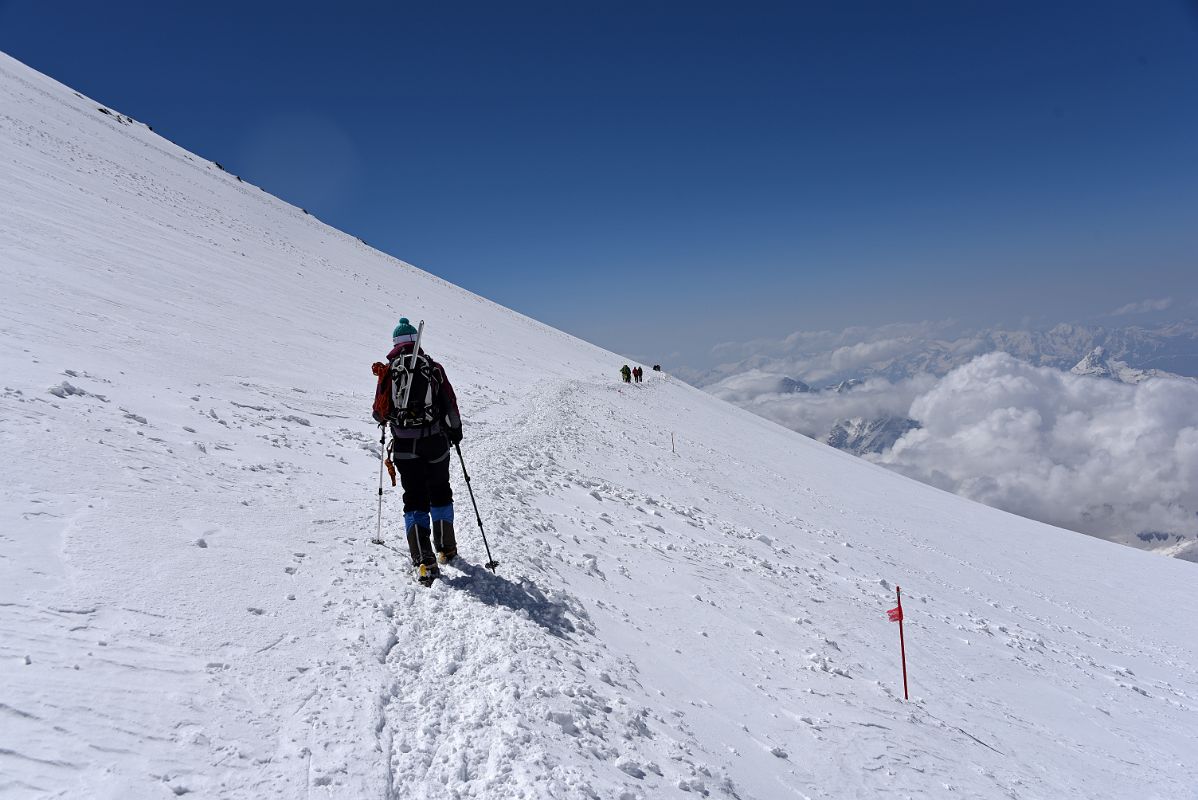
[445,561,579,639]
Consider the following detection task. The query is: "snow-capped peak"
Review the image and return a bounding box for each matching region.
[1070,346,1116,379]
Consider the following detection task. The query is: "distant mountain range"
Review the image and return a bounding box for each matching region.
[690,320,1198,390]
[885,321,1198,382]
[697,319,1198,456]
[947,322,1198,380]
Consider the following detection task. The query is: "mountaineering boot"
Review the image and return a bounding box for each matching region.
[433,519,458,564]
[415,562,440,587]
[406,523,437,578]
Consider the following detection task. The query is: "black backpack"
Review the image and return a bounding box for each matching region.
[386,352,442,430]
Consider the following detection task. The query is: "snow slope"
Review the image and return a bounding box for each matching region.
[2,51,1197,799]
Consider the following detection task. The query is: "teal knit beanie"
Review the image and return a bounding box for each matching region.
[392,317,418,343]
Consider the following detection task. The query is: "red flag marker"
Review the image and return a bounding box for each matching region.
[887,585,909,700]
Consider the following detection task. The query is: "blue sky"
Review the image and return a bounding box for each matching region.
[2,0,1196,366]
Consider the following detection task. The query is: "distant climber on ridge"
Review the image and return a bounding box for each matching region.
[372,318,464,585]
[620,364,632,383]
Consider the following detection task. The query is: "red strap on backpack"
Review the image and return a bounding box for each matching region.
[371,362,393,422]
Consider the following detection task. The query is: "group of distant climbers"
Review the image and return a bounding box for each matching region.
[620,364,661,383]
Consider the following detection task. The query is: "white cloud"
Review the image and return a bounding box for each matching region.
[1110,297,1173,316]
[872,353,1198,545]
[828,338,917,372]
[707,320,956,375]
[702,340,1198,548]
[705,370,809,403]
[697,314,1198,549]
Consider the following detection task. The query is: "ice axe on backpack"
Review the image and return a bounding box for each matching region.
[455,442,498,573]
[399,320,425,412]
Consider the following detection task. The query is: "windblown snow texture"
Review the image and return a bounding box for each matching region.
[1,50,1196,799]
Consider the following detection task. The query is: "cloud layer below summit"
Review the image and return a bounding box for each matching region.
[875,353,1198,549]
[699,322,1198,552]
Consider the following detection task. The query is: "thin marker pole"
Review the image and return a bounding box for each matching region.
[897,586,909,700]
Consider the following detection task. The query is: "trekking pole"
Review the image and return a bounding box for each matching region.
[454,442,498,572]
[373,424,387,545]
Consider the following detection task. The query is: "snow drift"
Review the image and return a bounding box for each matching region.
[2,51,1197,799]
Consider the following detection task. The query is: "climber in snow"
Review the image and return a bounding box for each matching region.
[372,318,464,585]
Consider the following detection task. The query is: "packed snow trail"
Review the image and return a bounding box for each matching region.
[2,49,1198,799]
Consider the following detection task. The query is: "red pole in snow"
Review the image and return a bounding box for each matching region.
[896,586,908,700]
[886,585,908,700]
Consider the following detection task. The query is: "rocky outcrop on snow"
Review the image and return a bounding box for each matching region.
[826,415,920,455]
[826,378,863,393]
